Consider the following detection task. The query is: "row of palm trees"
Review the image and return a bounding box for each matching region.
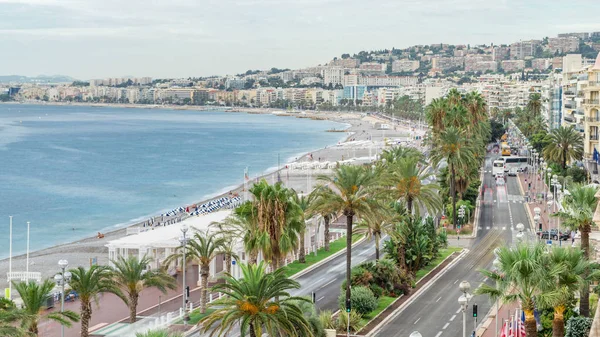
[477,243,599,337]
[0,255,177,337]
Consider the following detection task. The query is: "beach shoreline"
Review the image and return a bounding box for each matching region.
[0,106,422,289]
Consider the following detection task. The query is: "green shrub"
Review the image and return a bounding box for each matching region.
[565,316,593,337]
[338,286,377,315]
[369,284,384,298]
[336,310,362,333]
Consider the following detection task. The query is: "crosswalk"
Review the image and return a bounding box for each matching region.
[492,194,525,203]
[478,226,515,231]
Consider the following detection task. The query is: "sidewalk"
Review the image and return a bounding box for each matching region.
[517,171,552,232]
[479,301,521,337]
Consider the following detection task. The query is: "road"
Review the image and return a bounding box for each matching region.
[371,152,531,337]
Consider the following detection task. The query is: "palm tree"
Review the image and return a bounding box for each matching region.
[135,329,183,337]
[292,191,312,264]
[446,88,462,107]
[425,98,449,134]
[13,279,79,336]
[308,185,336,252]
[218,234,240,276]
[200,262,313,337]
[0,303,33,337]
[249,180,303,270]
[353,211,394,261]
[69,265,125,337]
[380,146,423,164]
[315,165,378,305]
[430,126,476,228]
[542,126,583,171]
[526,93,542,117]
[112,255,177,323]
[165,231,225,314]
[384,156,441,216]
[476,244,564,337]
[554,183,600,316]
[214,203,261,264]
[537,247,597,337]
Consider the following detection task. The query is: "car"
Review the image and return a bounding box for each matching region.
[496,177,505,186]
[539,229,570,241]
[508,168,517,176]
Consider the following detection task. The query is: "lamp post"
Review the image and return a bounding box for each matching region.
[534,214,541,239]
[179,224,190,326]
[54,259,71,337]
[516,222,525,243]
[410,331,423,337]
[459,280,472,337]
[492,258,502,337]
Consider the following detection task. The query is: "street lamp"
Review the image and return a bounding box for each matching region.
[458,280,472,337]
[54,259,71,337]
[533,214,541,238]
[410,331,423,337]
[179,224,190,326]
[516,222,525,243]
[492,258,502,337]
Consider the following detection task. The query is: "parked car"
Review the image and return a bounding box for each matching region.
[539,229,570,241]
[508,167,518,176]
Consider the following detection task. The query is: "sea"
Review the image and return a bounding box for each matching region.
[0,104,348,258]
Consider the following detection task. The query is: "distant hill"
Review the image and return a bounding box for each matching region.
[0,75,76,84]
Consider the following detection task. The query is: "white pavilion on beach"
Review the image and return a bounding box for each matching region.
[105,208,344,283]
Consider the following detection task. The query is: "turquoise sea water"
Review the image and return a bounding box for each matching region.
[0,104,346,257]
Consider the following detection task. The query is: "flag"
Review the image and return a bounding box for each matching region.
[519,310,526,337]
[508,316,513,337]
[244,167,249,181]
[595,148,600,163]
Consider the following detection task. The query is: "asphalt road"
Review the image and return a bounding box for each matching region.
[371,153,532,337]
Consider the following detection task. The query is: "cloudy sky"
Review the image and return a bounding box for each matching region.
[1,0,600,80]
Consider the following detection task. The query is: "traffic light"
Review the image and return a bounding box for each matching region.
[346,298,351,312]
[539,223,542,232]
[473,304,478,318]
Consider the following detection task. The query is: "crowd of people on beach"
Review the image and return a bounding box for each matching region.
[188,195,242,216]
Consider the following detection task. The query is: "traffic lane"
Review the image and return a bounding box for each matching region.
[376,230,502,337]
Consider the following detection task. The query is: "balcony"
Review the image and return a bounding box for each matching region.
[586,116,600,123]
[585,81,600,90]
[585,99,600,105]
[564,104,574,109]
[590,134,600,141]
[564,91,575,96]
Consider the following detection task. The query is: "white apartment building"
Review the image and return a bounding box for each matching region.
[322,67,344,86]
[548,37,579,54]
[359,62,386,74]
[501,60,525,72]
[510,40,539,59]
[345,75,417,87]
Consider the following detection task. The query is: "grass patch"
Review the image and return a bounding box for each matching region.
[415,247,462,282]
[358,296,396,328]
[283,235,361,278]
[175,308,216,325]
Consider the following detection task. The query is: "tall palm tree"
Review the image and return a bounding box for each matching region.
[13,279,79,336]
[214,203,261,264]
[291,191,312,264]
[165,231,225,314]
[135,329,183,337]
[69,265,125,337]
[353,211,394,261]
[200,262,313,337]
[112,255,177,323]
[0,303,34,337]
[384,156,441,216]
[554,183,600,316]
[543,126,583,171]
[476,244,564,337]
[425,98,449,134]
[381,146,423,164]
[218,234,240,276]
[249,180,303,270]
[430,127,476,228]
[308,185,336,252]
[527,93,542,117]
[446,88,462,107]
[315,165,378,305]
[463,91,488,124]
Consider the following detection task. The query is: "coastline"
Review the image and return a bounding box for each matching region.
[0,105,422,290]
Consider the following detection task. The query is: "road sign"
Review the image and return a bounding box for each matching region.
[232,260,236,265]
[546,240,553,245]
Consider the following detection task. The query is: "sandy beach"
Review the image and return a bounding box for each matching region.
[0,109,425,290]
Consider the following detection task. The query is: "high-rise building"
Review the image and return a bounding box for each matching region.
[548,36,580,54]
[492,46,510,61]
[510,40,540,59]
[501,60,525,72]
[582,53,600,160]
[392,60,420,73]
[322,67,344,86]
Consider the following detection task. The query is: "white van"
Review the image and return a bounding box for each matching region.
[508,167,518,176]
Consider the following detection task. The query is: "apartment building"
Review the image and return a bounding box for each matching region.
[560,64,586,132]
[431,57,464,70]
[492,46,510,61]
[392,59,420,72]
[548,36,579,54]
[501,60,525,72]
[465,60,498,73]
[359,62,386,74]
[532,59,552,71]
[510,40,539,59]
[559,32,589,40]
[329,58,360,68]
[323,67,344,86]
[582,54,600,159]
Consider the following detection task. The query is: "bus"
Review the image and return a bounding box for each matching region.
[497,156,528,172]
[492,159,505,176]
[501,142,511,156]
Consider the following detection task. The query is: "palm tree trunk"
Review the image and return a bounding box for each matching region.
[81,300,91,337]
[249,251,258,265]
[375,235,380,261]
[407,198,413,216]
[451,165,458,229]
[299,229,306,263]
[225,254,232,275]
[581,224,591,317]
[129,293,138,323]
[324,215,330,252]
[524,310,538,337]
[200,264,210,314]
[249,323,257,337]
[397,241,406,271]
[345,214,353,307]
[562,151,567,171]
[29,321,39,336]
[552,306,566,337]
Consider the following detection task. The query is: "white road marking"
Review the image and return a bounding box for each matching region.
[456,308,462,314]
[317,296,325,302]
[486,226,490,230]
[435,332,443,337]
[414,317,421,325]
[483,277,488,282]
[450,314,457,321]
[502,227,506,230]
[319,279,336,289]
[436,296,442,302]
[454,279,459,284]
[443,323,450,329]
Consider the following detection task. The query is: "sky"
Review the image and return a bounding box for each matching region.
[1,0,600,80]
